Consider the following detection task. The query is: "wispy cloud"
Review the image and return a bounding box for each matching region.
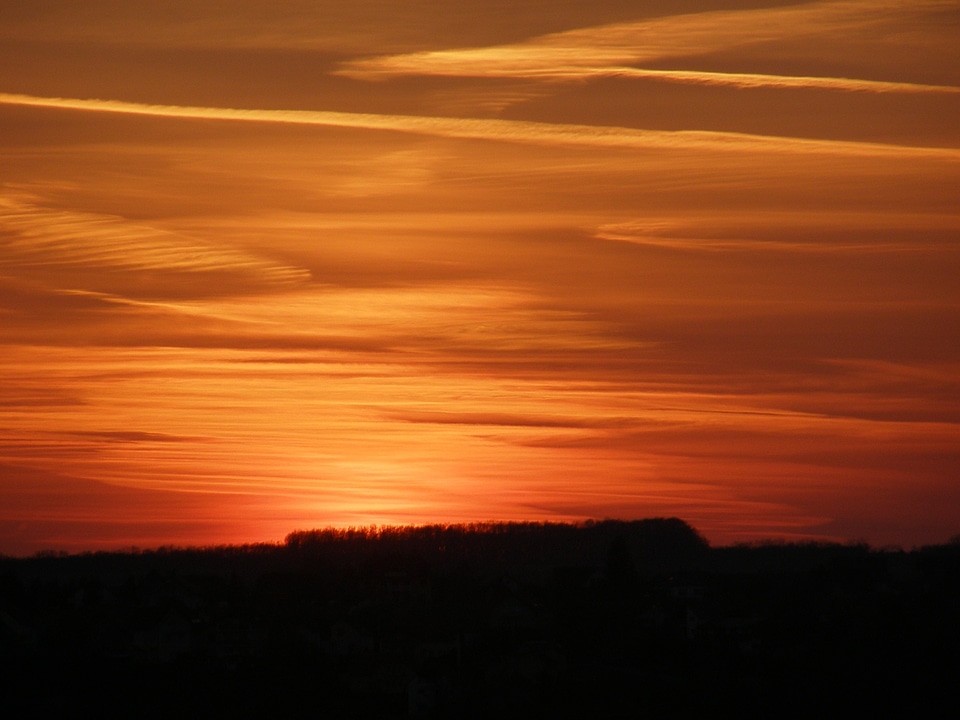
[2,92,957,159]
[337,0,960,94]
[62,430,198,443]
[2,0,959,552]
[566,67,960,94]
[385,409,637,430]
[595,213,960,253]
[341,56,960,96]
[0,194,310,296]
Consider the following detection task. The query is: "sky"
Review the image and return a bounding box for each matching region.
[1,0,958,555]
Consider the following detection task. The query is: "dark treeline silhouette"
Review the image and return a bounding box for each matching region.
[1,519,958,717]
[284,518,709,573]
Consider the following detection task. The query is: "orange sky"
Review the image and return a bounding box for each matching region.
[1,0,959,555]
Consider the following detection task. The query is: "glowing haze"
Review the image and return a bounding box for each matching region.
[1,0,958,555]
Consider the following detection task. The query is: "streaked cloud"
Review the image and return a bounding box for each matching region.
[342,57,960,97]
[0,194,310,296]
[338,0,960,92]
[2,92,958,159]
[595,212,960,253]
[564,68,960,94]
[1,0,958,553]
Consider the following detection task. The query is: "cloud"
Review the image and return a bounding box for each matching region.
[62,430,199,443]
[384,409,637,430]
[0,193,310,298]
[0,461,289,555]
[337,0,960,93]
[565,67,960,94]
[1,1,958,552]
[594,213,960,253]
[341,57,960,97]
[2,92,957,159]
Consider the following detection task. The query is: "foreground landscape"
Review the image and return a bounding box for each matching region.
[1,519,957,716]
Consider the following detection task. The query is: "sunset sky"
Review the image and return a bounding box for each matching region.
[1,0,958,555]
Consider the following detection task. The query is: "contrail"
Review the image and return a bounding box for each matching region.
[1,91,958,160]
[340,56,960,95]
[571,67,960,94]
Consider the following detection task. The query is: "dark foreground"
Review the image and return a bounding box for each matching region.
[2,519,958,717]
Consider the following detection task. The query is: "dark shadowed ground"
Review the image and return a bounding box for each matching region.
[1,519,957,717]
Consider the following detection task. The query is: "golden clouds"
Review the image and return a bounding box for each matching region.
[2,92,958,160]
[561,68,960,94]
[339,0,960,89]
[1,1,959,553]
[0,194,310,291]
[595,211,960,253]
